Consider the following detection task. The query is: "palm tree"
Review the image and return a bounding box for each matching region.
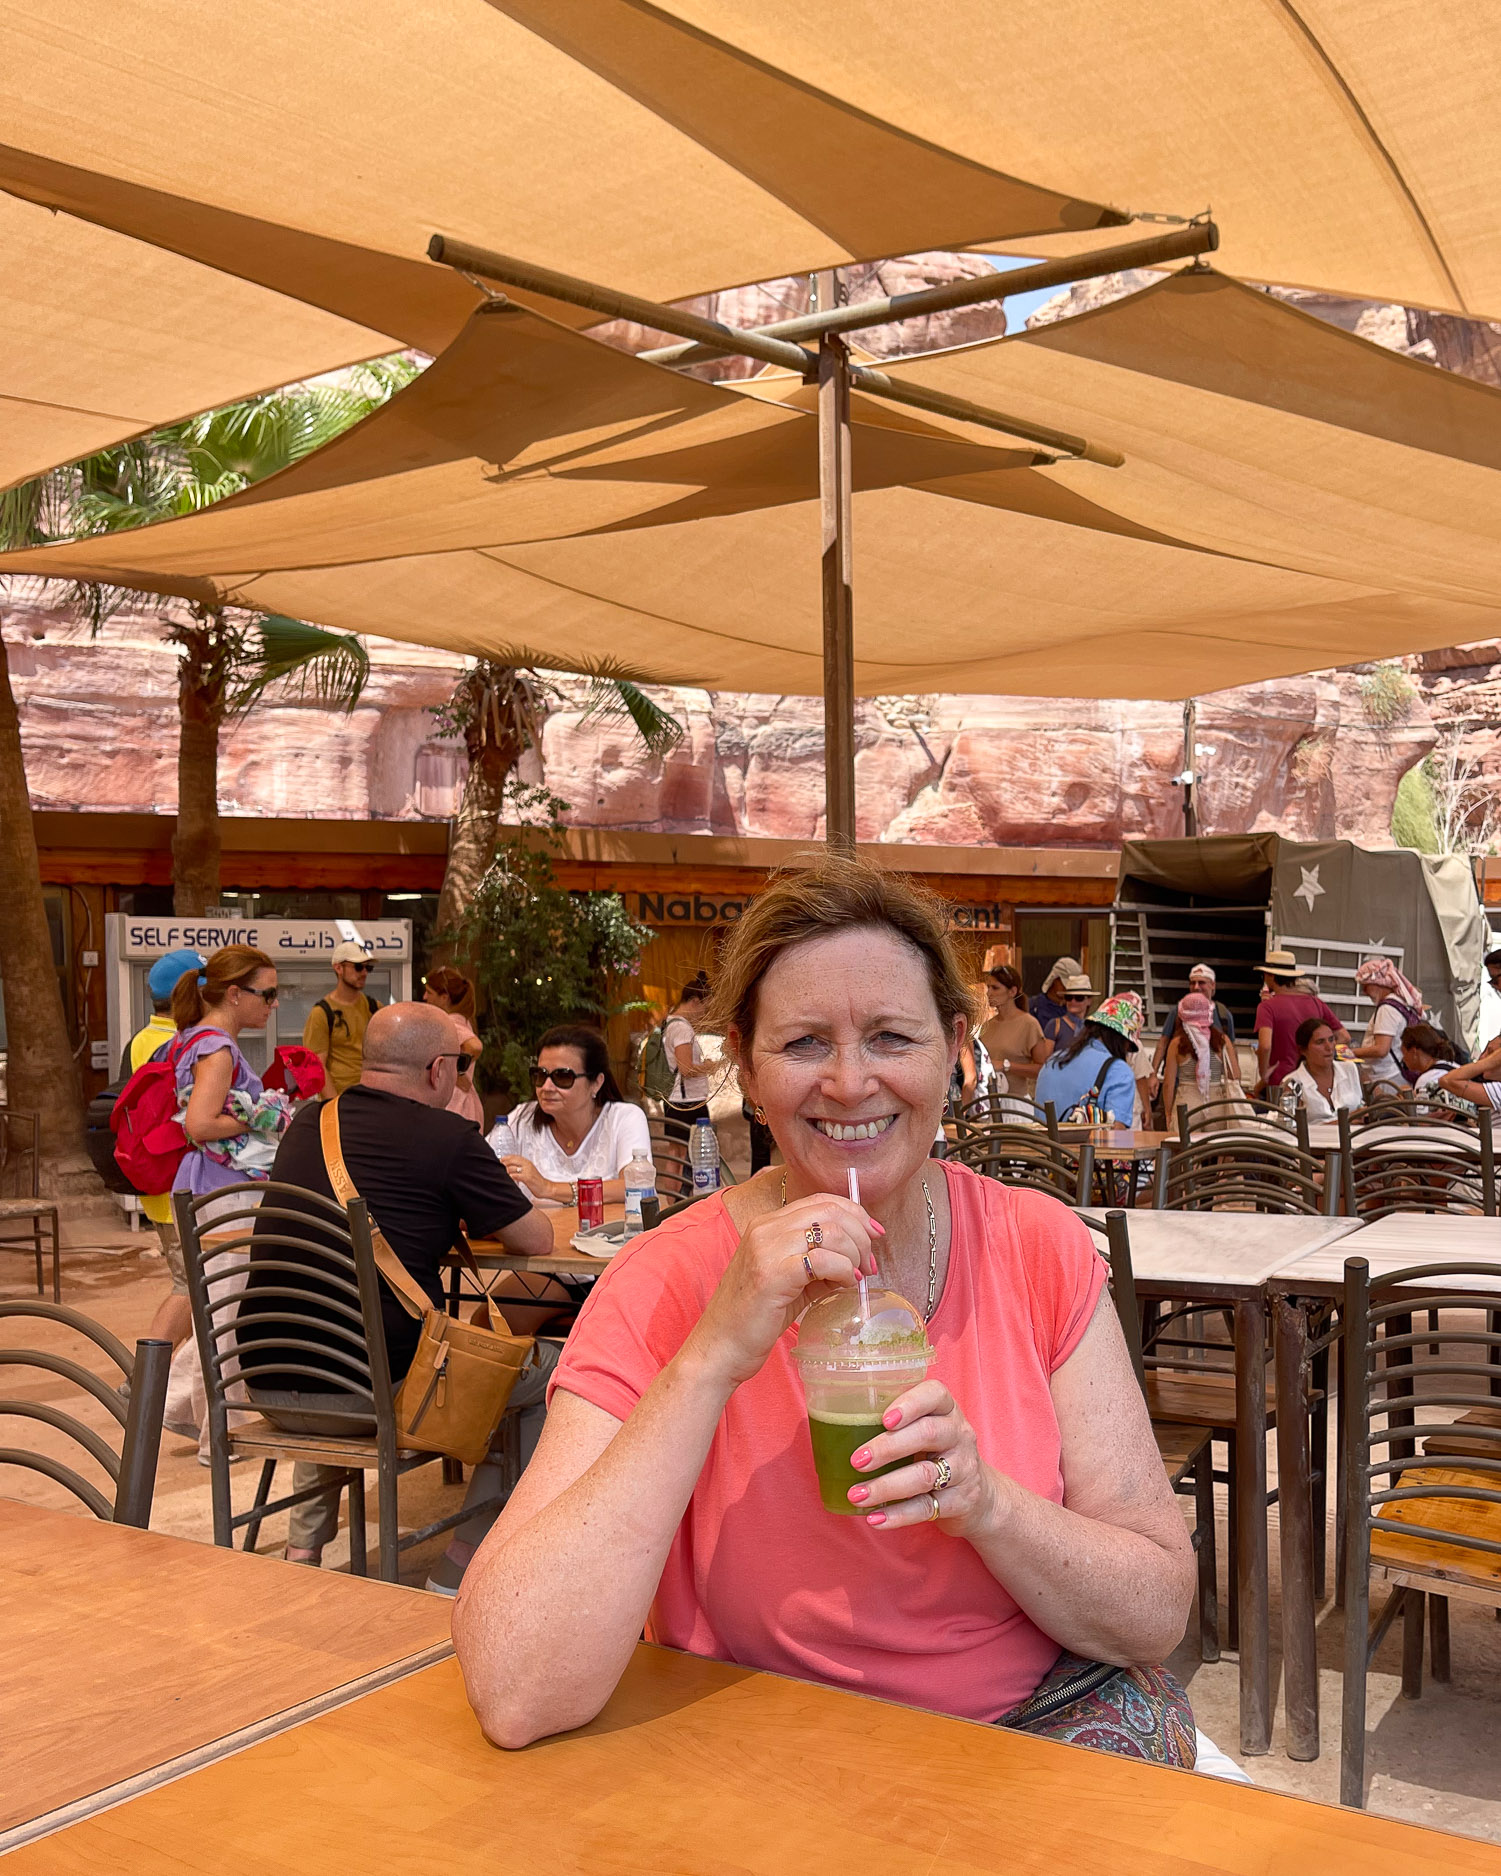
[0,362,412,1172]
[430,657,685,958]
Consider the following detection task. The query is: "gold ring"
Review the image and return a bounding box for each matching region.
[802,1252,816,1282]
[805,1223,823,1249]
[932,1456,952,1492]
[926,1493,941,1522]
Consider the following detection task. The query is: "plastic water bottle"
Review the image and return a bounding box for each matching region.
[623,1153,658,1236]
[689,1116,720,1196]
[487,1115,518,1159]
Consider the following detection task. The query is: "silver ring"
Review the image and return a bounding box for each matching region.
[931,1456,952,1492]
[926,1492,941,1522]
[805,1223,823,1249]
[802,1252,816,1281]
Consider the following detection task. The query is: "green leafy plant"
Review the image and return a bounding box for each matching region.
[1357,662,1417,726]
[450,787,653,1104]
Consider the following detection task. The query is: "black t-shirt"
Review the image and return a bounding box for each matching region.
[241,1086,532,1386]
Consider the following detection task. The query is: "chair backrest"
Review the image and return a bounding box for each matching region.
[1178,1096,1309,1152]
[946,1124,1094,1206]
[1076,1209,1146,1392]
[1341,1253,1501,1589]
[957,1091,1044,1128]
[0,1302,169,1524]
[0,1108,41,1200]
[1153,1136,1335,1215]
[1342,1093,1487,1136]
[175,1180,398,1455]
[1340,1128,1497,1221]
[647,1120,696,1203]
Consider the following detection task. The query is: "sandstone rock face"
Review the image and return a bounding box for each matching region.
[10,577,1497,851]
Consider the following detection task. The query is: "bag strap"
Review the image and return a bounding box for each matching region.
[319,1096,493,1320]
[1087,1056,1114,1102]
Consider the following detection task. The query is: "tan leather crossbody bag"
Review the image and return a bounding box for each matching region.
[320,1097,533,1465]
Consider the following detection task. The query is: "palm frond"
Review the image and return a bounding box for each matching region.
[225,614,370,717]
[576,675,685,755]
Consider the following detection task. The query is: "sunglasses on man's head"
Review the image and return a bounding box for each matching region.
[530,1064,581,1088]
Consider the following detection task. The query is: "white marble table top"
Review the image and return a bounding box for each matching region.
[1076,1209,1364,1292]
[1272,1211,1501,1293]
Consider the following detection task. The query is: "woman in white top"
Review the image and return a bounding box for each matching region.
[660,974,713,1139]
[1282,1017,1363,1123]
[497,1025,652,1208]
[1352,957,1424,1093]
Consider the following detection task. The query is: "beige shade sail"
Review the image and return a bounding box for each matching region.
[550,0,1501,320]
[0,0,1113,329]
[0,188,400,492]
[6,282,1501,698]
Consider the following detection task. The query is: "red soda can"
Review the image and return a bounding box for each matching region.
[576,1177,605,1230]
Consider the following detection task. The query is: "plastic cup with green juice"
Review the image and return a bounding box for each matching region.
[793,1286,932,1515]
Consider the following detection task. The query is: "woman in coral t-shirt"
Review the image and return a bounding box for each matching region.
[454,856,1195,1760]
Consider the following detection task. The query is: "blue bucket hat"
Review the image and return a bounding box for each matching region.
[147,947,206,1001]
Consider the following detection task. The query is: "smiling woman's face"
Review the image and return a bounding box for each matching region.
[739,926,961,1207]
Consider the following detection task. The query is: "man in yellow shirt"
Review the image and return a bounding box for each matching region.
[130,947,204,1349]
[302,941,380,1095]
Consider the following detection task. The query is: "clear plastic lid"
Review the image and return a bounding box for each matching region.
[792,1286,931,1373]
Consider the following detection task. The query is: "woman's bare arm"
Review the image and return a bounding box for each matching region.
[183,1048,243,1143]
[1160,1037,1180,1116]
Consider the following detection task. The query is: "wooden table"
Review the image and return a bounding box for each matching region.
[0,1500,453,1851]
[1269,1211,1501,1760]
[1061,1125,1170,1161]
[1079,1208,1364,1755]
[12,1644,1499,1873]
[465,1204,620,1278]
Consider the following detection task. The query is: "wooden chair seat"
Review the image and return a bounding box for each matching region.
[226,1417,386,1470]
[0,1198,59,1220]
[1145,1371,1277,1430]
[1370,1465,1501,1597]
[1154,1422,1212,1485]
[1421,1404,1501,1462]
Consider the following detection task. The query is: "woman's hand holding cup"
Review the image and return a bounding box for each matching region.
[844,1378,999,1540]
[686,1195,879,1392]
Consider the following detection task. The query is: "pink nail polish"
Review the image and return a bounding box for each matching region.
[868,1219,886,1235]
[848,1484,869,1503]
[866,1512,886,1527]
[882,1408,901,1429]
[851,1448,870,1469]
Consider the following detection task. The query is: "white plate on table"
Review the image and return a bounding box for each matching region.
[570,1219,631,1258]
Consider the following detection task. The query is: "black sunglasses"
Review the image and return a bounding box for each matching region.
[425,1052,463,1071]
[345,961,371,973]
[239,985,279,1006]
[530,1065,581,1088]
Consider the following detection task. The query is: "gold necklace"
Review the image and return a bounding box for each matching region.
[780,1173,941,1321]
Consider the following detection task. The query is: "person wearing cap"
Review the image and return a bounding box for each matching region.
[302,941,381,1096]
[1145,965,1236,1104]
[1035,993,1144,1126]
[129,947,207,1349]
[1041,974,1094,1052]
[1028,956,1082,1029]
[1253,950,1347,1093]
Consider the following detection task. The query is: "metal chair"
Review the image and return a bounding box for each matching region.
[0,1301,169,1524]
[1340,1253,1501,1808]
[1338,1105,1495,1221]
[176,1180,506,1582]
[647,1117,736,1203]
[1078,1209,1218,1662]
[1153,1136,1337,1217]
[955,1090,1044,1128]
[0,1109,61,1302]
[947,1124,1093,1206]
[1177,1097,1310,1152]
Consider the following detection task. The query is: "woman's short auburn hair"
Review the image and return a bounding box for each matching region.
[702,852,978,1051]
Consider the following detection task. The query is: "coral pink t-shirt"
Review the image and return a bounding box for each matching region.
[549,1161,1107,1722]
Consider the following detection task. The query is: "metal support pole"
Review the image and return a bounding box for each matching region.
[1181,697,1198,838]
[819,335,856,850]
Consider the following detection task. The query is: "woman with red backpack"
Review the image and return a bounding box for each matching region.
[162,945,284,1210]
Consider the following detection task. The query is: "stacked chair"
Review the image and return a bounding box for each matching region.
[0,1301,169,1524]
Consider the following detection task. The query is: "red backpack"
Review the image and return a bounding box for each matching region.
[111,1030,197,1195]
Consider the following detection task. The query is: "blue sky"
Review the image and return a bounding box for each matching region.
[971,253,1061,332]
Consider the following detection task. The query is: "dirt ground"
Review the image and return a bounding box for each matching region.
[4,1220,1499,1848]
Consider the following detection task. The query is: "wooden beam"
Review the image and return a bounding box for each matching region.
[820,335,856,850]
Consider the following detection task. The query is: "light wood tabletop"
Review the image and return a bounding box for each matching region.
[465,1204,622,1277]
[0,1501,453,1848]
[11,1644,1499,1873]
[1058,1125,1169,1160]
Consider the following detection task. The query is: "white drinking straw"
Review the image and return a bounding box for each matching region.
[847,1168,870,1324]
